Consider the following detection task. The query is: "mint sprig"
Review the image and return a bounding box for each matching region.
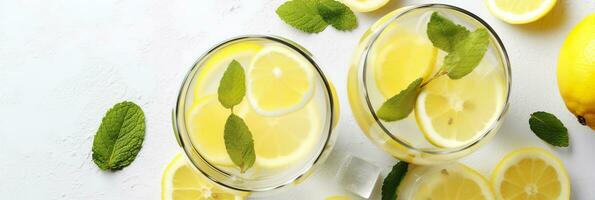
[377,12,489,122]
[218,60,256,172]
[377,78,422,122]
[276,0,357,33]
[529,112,569,147]
[381,162,409,200]
[92,101,145,170]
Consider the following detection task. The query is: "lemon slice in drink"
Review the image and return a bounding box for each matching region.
[406,164,495,200]
[186,95,235,167]
[247,46,314,116]
[194,41,262,100]
[491,148,570,200]
[415,64,505,148]
[340,0,390,12]
[244,99,323,169]
[486,0,557,24]
[373,29,437,98]
[161,154,247,200]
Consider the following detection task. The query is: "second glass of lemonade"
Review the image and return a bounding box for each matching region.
[348,4,511,165]
[173,35,338,194]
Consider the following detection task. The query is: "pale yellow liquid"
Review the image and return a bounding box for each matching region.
[347,8,508,164]
[184,38,335,182]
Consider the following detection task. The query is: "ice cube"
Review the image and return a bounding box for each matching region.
[336,155,381,199]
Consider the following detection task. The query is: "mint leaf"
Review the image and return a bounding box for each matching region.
[382,162,409,200]
[317,0,357,31]
[218,60,246,109]
[443,28,489,79]
[224,113,256,173]
[377,78,422,122]
[92,101,145,170]
[529,112,569,147]
[276,0,328,33]
[427,12,470,52]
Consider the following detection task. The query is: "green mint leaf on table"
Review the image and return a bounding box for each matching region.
[317,0,357,31]
[377,78,423,122]
[92,101,145,170]
[442,28,489,79]
[224,114,256,173]
[529,112,569,147]
[382,162,409,200]
[276,0,328,33]
[218,60,246,108]
[427,12,470,52]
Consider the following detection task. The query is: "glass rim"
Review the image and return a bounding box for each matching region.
[172,34,337,192]
[358,4,512,155]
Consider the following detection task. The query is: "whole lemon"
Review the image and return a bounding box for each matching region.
[557,14,595,130]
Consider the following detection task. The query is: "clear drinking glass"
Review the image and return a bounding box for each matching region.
[347,4,511,165]
[172,35,339,195]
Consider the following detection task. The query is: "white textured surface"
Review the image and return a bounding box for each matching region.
[1,0,594,199]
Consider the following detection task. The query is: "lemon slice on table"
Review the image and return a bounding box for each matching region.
[491,148,570,200]
[244,99,323,169]
[186,95,235,167]
[162,154,247,200]
[486,0,557,24]
[406,164,495,200]
[247,45,314,116]
[373,28,437,98]
[415,64,505,148]
[193,41,262,101]
[340,0,390,12]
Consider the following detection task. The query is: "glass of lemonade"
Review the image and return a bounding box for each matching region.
[173,35,338,194]
[348,4,511,165]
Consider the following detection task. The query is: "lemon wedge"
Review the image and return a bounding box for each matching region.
[491,148,570,200]
[194,41,262,101]
[247,45,314,116]
[161,154,247,200]
[373,28,437,98]
[486,0,557,24]
[244,99,323,169]
[340,0,390,12]
[415,64,505,148]
[186,95,235,167]
[405,163,495,200]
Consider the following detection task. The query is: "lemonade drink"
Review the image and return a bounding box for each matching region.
[347,5,510,165]
[173,36,338,192]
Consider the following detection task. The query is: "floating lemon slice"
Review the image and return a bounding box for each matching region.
[161,154,247,200]
[186,95,236,167]
[247,45,314,116]
[340,0,390,12]
[486,0,557,24]
[194,41,262,101]
[491,148,570,200]
[373,28,437,98]
[244,100,323,169]
[405,163,495,200]
[415,64,505,148]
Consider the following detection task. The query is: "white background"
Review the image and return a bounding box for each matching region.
[1,0,594,199]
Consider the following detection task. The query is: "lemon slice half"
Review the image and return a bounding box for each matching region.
[247,45,314,116]
[161,154,247,200]
[486,0,557,24]
[186,95,235,167]
[340,0,390,12]
[491,148,570,200]
[406,163,495,200]
[415,64,505,148]
[373,28,437,98]
[244,100,323,169]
